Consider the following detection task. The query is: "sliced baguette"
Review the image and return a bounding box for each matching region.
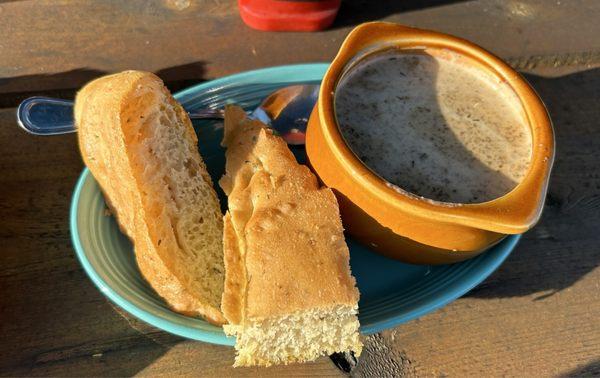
[74,71,225,324]
[220,105,362,366]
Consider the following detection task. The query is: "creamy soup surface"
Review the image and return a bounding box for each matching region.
[335,48,532,203]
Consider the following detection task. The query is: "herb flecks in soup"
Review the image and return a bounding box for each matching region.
[335,48,532,204]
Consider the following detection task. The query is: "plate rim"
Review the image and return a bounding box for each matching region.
[70,63,520,346]
[70,169,236,345]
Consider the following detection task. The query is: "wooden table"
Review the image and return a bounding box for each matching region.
[1,1,599,376]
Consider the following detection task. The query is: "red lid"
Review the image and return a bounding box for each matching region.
[238,0,341,32]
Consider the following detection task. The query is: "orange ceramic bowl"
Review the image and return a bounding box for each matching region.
[306,22,554,264]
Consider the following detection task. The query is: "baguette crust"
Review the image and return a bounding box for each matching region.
[75,71,225,324]
[220,105,359,323]
[221,213,245,325]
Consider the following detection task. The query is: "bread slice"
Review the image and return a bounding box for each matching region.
[219,105,362,366]
[74,71,225,324]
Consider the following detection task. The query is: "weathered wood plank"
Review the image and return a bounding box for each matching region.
[2,0,600,95]
[1,0,600,376]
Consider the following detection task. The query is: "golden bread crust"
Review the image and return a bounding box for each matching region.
[220,105,359,323]
[75,71,225,325]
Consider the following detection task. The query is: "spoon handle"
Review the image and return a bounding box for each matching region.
[17,97,77,135]
[17,96,226,136]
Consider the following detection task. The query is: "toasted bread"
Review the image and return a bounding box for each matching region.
[219,105,362,366]
[74,71,225,324]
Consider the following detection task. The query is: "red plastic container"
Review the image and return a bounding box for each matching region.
[238,0,341,32]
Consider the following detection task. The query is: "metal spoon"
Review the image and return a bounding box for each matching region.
[16,84,320,145]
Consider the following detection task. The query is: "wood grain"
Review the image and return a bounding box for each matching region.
[1,0,599,376]
[3,0,600,95]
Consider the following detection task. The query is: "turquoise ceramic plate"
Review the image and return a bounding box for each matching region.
[70,64,520,346]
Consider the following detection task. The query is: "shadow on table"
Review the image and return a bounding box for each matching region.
[467,67,600,300]
[559,359,600,377]
[0,61,207,107]
[0,68,107,107]
[156,61,208,93]
[333,0,469,28]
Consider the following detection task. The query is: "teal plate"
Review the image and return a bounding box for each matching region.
[70,63,520,346]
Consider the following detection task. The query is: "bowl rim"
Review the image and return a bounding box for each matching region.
[318,22,555,235]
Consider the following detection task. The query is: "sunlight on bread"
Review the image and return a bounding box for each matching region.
[220,105,362,366]
[74,71,225,324]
